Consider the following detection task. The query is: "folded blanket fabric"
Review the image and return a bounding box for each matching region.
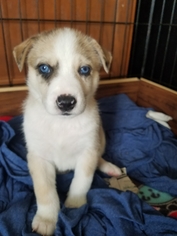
[0,94,177,236]
[99,94,177,196]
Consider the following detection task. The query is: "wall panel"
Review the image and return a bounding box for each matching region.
[0,0,137,86]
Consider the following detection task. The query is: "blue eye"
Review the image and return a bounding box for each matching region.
[78,66,91,76]
[38,64,51,75]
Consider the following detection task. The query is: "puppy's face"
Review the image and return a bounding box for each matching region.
[13,28,112,116]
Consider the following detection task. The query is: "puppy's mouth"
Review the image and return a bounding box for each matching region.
[62,112,71,116]
[60,109,84,117]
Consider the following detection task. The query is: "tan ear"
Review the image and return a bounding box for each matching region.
[90,38,112,73]
[13,37,36,72]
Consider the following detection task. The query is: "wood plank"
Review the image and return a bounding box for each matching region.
[2,20,26,85]
[116,0,137,23]
[97,78,139,102]
[1,77,177,136]
[0,23,9,85]
[0,78,139,116]
[0,90,27,116]
[111,24,134,78]
[1,0,19,19]
[137,78,177,135]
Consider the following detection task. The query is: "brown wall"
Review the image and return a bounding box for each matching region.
[0,0,137,86]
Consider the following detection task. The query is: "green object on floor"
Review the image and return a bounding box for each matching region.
[138,185,174,205]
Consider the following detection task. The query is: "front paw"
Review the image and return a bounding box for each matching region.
[32,213,57,236]
[65,195,87,208]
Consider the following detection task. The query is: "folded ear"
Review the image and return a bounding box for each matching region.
[90,38,112,73]
[13,36,36,72]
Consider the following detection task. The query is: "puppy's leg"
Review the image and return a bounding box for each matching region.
[98,129,122,177]
[65,151,97,208]
[28,153,59,236]
[98,157,122,177]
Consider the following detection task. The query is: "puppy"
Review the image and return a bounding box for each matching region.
[13,28,121,235]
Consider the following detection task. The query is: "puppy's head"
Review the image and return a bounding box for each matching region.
[13,28,112,116]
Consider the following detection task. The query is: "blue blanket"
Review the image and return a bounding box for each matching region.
[0,94,177,235]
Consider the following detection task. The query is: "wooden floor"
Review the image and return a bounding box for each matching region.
[0,77,177,135]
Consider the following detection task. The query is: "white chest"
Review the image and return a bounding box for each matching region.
[24,110,100,171]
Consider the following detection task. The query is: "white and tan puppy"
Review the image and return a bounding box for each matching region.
[13,28,121,235]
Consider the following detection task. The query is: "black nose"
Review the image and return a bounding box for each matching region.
[56,95,77,112]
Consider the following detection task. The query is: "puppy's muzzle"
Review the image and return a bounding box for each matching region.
[56,95,77,113]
